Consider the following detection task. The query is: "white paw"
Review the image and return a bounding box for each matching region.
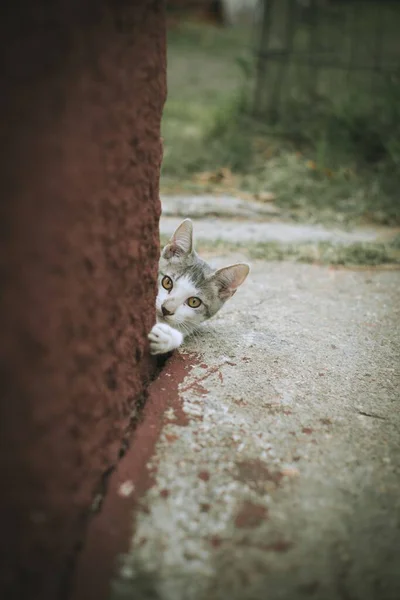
[148,323,183,355]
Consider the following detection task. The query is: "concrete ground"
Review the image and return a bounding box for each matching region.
[109,244,400,600]
[160,195,398,245]
[104,199,400,600]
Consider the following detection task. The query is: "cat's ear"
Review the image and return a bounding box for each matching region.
[162,219,193,259]
[212,263,249,300]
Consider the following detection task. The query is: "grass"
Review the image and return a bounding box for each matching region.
[246,240,400,267]
[160,234,400,268]
[161,23,248,180]
[161,20,400,227]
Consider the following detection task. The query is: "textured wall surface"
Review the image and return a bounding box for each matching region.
[0,1,166,598]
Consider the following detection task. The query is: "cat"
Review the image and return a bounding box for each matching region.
[148,218,249,355]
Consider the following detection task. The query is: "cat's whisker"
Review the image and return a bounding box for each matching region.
[180,322,194,337]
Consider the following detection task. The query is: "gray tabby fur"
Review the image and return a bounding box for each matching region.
[148,219,249,355]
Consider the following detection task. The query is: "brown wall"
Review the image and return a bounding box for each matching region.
[0,1,166,598]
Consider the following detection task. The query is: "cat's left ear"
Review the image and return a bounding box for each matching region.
[162,219,193,259]
[212,263,250,300]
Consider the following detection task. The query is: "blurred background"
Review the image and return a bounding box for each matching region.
[162,0,400,228]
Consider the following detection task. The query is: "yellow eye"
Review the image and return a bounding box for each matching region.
[161,275,173,291]
[187,297,202,309]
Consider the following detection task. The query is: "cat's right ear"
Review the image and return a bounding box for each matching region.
[212,263,250,300]
[162,219,193,259]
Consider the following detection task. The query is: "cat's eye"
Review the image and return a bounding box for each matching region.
[161,275,173,291]
[187,297,202,309]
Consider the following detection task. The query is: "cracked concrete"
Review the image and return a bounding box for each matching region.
[111,252,400,600]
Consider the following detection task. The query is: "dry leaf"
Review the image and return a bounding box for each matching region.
[281,467,300,478]
[254,191,276,203]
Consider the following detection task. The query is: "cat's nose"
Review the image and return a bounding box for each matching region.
[161,305,174,317]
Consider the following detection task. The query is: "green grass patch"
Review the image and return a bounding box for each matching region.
[247,240,400,267]
[162,21,400,226]
[160,234,400,267]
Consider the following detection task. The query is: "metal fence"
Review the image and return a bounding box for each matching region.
[252,0,400,121]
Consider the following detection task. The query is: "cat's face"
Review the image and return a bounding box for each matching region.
[156,219,249,333]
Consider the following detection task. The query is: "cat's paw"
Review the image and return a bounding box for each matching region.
[148,323,183,355]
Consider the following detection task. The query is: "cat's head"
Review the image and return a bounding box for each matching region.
[156,219,249,332]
